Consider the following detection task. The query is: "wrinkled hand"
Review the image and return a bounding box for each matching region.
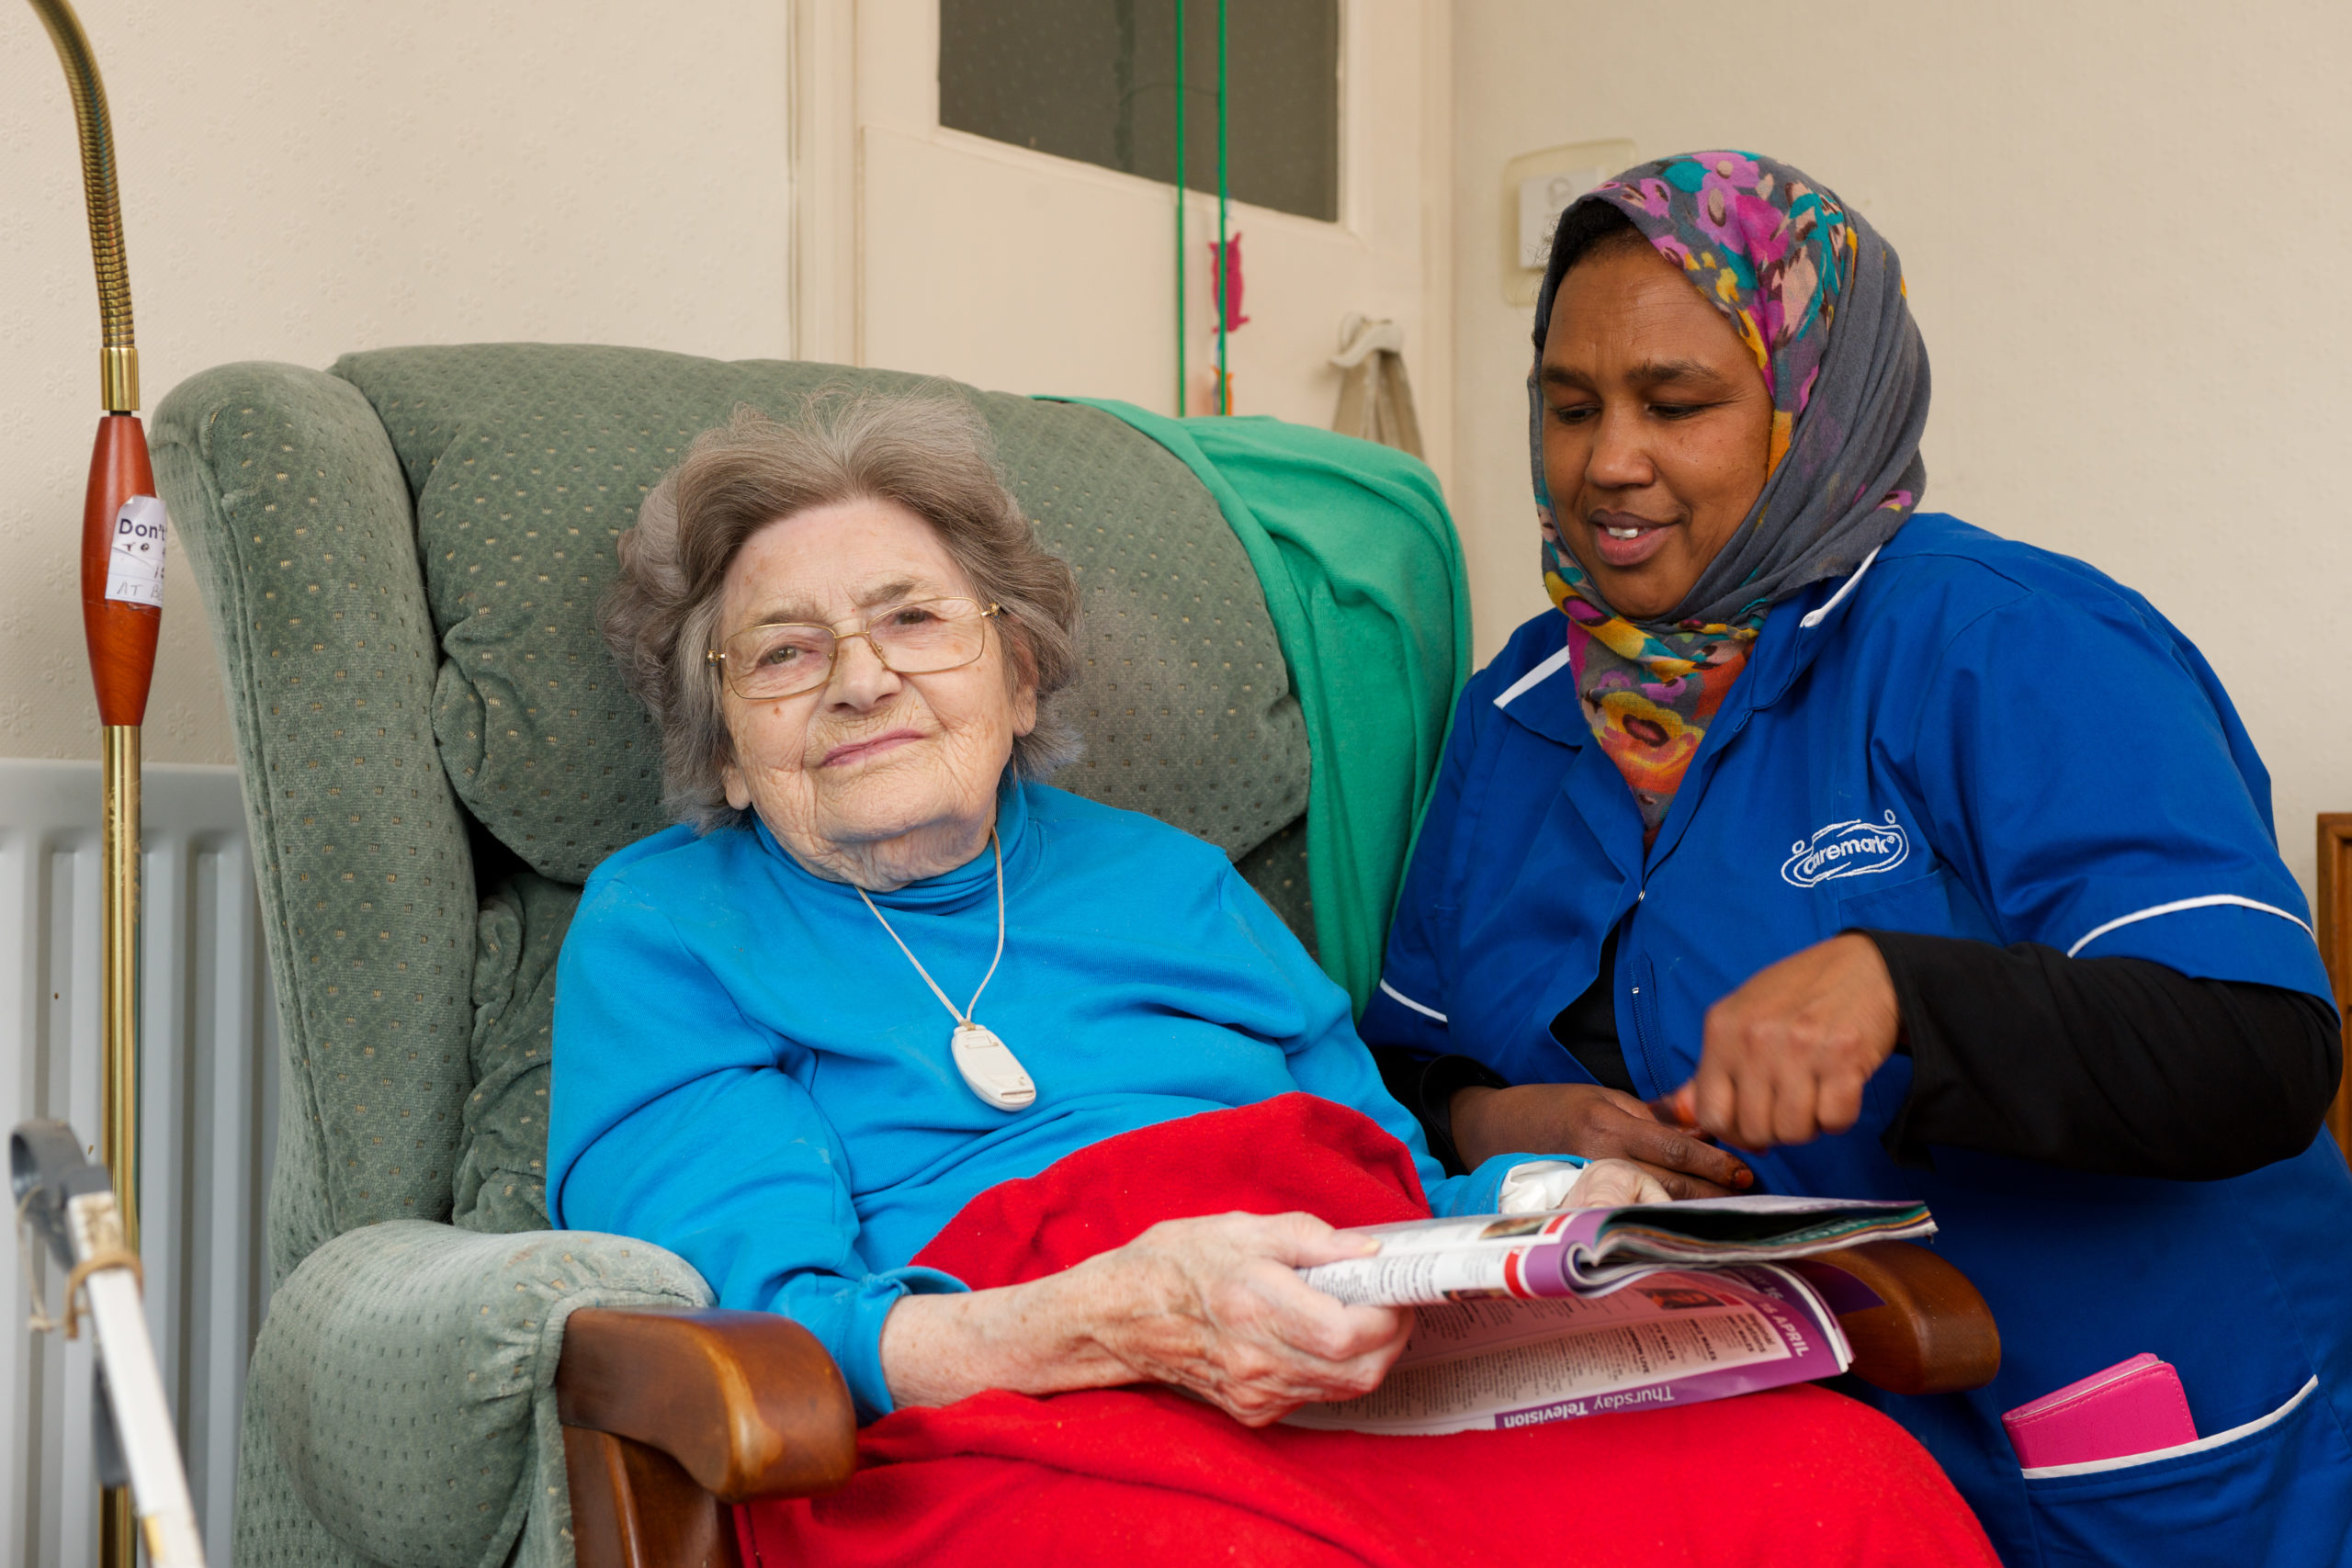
[1451,1082,1753,1198]
[1689,932,1902,1150]
[1075,1212,1413,1427]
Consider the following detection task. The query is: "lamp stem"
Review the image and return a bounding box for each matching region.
[27,0,138,412]
[98,724,141,1568]
[26,6,154,1564]
[100,723,141,1258]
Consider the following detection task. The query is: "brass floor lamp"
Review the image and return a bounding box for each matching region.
[23,1,164,1563]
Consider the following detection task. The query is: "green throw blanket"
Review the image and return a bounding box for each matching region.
[1059,400,1473,1015]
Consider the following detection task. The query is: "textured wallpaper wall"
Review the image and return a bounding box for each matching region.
[0,0,791,765]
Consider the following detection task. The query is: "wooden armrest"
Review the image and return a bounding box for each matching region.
[1803,1239,2001,1397]
[557,1306,857,1501]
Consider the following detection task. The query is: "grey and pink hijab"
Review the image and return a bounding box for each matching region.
[1530,152,1931,837]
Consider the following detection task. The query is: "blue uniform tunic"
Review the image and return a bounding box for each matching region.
[548,781,1530,1423]
[1363,514,2352,1566]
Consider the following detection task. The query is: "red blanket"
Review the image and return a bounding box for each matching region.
[738,1094,1996,1567]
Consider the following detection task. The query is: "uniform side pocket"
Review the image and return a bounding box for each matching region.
[2018,1373,2352,1567]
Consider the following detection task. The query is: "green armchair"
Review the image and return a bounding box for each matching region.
[153,344,1354,1566]
[153,344,1994,1568]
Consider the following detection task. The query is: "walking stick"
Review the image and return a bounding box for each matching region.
[14,1124,204,1565]
[22,2,164,1562]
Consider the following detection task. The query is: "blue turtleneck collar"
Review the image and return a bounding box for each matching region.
[749,778,1036,914]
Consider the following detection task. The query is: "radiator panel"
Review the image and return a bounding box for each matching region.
[1,760,277,1568]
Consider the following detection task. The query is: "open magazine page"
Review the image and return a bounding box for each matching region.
[1283,1265,1850,1436]
[1300,1195,1934,1305]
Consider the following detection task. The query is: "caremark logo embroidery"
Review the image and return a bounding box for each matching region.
[1781,812,1910,888]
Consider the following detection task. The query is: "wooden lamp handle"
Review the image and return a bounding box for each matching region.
[79,416,161,726]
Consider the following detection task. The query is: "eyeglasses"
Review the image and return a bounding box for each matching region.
[707,597,1003,700]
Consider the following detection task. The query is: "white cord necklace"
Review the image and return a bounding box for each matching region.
[855,830,1036,1111]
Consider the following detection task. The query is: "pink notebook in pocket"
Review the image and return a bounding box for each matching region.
[2002,1354,2198,1470]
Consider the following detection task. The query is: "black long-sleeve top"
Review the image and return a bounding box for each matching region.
[1373,928,2341,1181]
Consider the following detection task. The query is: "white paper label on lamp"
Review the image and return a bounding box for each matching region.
[107,495,167,608]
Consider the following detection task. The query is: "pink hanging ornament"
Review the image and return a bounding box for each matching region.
[1207,233,1251,331]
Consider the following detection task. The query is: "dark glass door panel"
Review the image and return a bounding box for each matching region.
[939,0,1340,222]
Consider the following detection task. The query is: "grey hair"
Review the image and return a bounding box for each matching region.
[600,389,1085,832]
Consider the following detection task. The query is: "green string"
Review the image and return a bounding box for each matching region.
[1216,0,1229,414]
[1173,0,1184,416]
[1172,0,1231,416]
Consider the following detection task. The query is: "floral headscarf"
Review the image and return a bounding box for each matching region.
[1530,152,1930,840]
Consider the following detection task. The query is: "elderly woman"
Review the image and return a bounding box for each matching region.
[548,395,1996,1565]
[1363,152,2352,1567]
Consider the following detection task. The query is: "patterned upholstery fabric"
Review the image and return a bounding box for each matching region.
[247,1220,709,1568]
[152,346,1321,1567]
[455,872,576,1234]
[156,362,480,1267]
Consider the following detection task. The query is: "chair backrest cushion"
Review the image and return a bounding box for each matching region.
[333,344,1310,883]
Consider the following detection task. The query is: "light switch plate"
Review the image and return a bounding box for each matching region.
[1521,168,1609,268]
[1504,139,1638,306]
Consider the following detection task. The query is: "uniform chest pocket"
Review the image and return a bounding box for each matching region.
[2016,1373,2352,1567]
[1830,862,2001,946]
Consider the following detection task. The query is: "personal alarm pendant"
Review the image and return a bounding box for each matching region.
[856,831,1036,1111]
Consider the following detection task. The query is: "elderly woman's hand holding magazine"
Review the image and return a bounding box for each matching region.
[893,1155,1668,1423]
[888,1211,1408,1424]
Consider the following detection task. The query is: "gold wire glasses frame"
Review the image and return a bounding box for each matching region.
[707,597,1004,699]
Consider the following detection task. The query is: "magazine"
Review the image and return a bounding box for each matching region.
[1298,1195,1935,1306]
[1283,1263,1849,1436]
[1284,1197,1933,1436]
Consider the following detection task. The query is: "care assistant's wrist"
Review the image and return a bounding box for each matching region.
[1449,1083,1506,1169]
[1846,928,1920,1054]
[1417,1055,1510,1173]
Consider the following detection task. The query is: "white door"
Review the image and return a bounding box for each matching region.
[793,0,1455,487]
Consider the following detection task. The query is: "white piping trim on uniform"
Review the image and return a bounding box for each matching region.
[2064,895,2314,959]
[1798,545,1883,629]
[1378,979,1448,1023]
[1493,642,1576,708]
[2018,1376,2317,1479]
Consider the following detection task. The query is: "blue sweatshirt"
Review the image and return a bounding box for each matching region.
[548,782,1529,1420]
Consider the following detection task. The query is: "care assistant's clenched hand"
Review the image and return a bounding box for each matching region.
[1686,932,1903,1150]
[1450,1082,1754,1198]
[879,1212,1412,1426]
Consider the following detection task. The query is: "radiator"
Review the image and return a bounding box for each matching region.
[0,759,277,1568]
